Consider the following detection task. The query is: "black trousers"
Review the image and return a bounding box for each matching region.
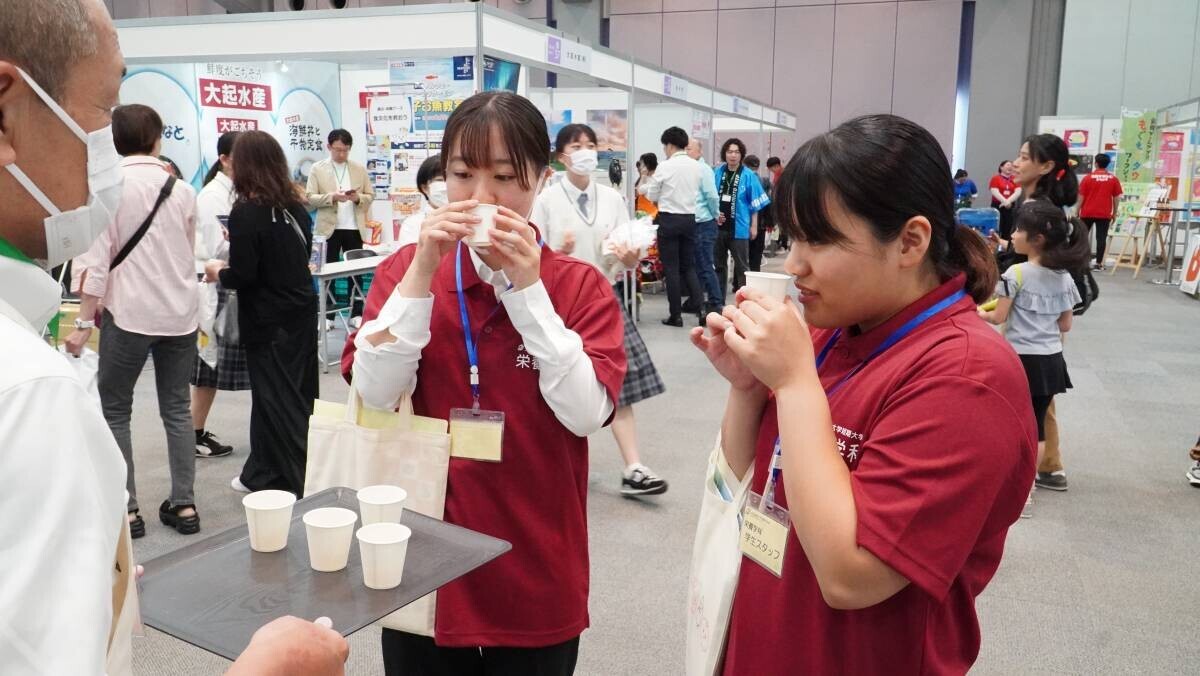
[382,629,579,676]
[326,228,365,316]
[656,212,704,318]
[715,227,750,295]
[997,205,1015,240]
[241,318,318,495]
[1084,217,1111,266]
[749,225,767,272]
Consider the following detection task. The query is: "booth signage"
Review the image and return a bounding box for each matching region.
[546,36,592,74]
[368,95,412,139]
[216,117,258,133]
[663,75,688,100]
[732,97,750,116]
[199,77,272,111]
[776,111,788,127]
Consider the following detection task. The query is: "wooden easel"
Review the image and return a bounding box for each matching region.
[1108,188,1170,278]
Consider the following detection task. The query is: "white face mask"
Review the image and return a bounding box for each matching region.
[566,148,598,176]
[427,180,448,208]
[4,67,124,268]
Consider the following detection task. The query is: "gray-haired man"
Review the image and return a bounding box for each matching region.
[0,2,348,673]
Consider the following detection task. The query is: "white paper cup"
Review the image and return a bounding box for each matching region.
[242,490,296,553]
[745,272,793,300]
[468,204,499,249]
[302,507,359,572]
[357,522,412,590]
[357,485,407,526]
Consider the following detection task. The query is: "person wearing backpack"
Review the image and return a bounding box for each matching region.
[65,103,201,538]
[204,131,318,497]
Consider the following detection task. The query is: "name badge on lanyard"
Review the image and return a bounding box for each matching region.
[449,242,506,462]
[738,288,967,579]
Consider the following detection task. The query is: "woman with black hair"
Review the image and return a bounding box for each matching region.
[692,114,1034,674]
[344,91,627,675]
[204,131,318,496]
[532,123,668,497]
[191,130,246,460]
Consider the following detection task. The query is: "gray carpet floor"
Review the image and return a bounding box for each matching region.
[123,263,1200,675]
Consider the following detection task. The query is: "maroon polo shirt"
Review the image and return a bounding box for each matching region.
[723,274,1037,675]
[343,241,627,647]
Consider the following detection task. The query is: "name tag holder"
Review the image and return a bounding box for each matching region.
[740,490,789,578]
[449,406,505,462]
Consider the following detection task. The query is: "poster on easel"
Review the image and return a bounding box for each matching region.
[1179,234,1200,294]
[1116,108,1158,184]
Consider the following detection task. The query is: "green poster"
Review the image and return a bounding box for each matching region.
[1116,109,1157,183]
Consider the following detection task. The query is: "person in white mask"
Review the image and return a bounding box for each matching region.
[531,123,670,497]
[395,153,447,249]
[0,1,348,674]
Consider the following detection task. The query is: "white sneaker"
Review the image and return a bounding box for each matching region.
[351,316,362,329]
[1187,461,1200,487]
[230,476,251,493]
[1020,487,1033,519]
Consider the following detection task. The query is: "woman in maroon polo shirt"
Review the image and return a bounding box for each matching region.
[342,92,627,675]
[691,114,1037,674]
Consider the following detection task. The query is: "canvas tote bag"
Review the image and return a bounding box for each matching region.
[305,389,451,635]
[685,434,755,676]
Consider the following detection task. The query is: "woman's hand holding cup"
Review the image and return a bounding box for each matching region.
[719,287,817,393]
[413,200,480,272]
[486,205,543,291]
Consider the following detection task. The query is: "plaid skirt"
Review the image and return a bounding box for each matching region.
[192,286,252,391]
[615,289,665,407]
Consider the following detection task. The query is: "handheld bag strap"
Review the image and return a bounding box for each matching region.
[111,176,175,272]
[344,387,415,430]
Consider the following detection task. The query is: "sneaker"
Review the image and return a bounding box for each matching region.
[350,316,363,329]
[621,464,669,497]
[195,430,233,458]
[230,476,251,493]
[1035,470,1068,491]
[1020,489,1033,519]
[1187,461,1200,487]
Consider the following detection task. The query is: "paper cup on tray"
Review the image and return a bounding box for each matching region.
[357,485,407,526]
[243,490,296,553]
[357,523,412,590]
[303,507,358,572]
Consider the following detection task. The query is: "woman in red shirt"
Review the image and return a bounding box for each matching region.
[342,91,627,675]
[692,114,1036,674]
[989,160,1021,239]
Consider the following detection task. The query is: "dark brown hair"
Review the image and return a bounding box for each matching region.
[1014,200,1091,271]
[441,91,550,190]
[1022,133,1078,207]
[554,123,598,155]
[231,130,301,210]
[775,114,998,303]
[112,104,163,157]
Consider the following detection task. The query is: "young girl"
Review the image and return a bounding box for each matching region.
[979,200,1086,480]
[531,123,668,496]
[342,92,626,675]
[692,114,1036,674]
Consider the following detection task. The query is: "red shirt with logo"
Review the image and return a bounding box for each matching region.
[988,174,1017,208]
[722,275,1037,676]
[342,243,627,648]
[1078,169,1124,219]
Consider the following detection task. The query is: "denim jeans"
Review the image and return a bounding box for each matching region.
[693,219,722,306]
[97,311,198,512]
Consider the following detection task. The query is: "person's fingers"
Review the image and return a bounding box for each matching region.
[135,564,144,580]
[723,323,751,357]
[738,300,771,324]
[493,214,538,244]
[313,616,333,629]
[726,304,763,339]
[429,212,481,226]
[737,285,770,307]
[434,199,479,214]
[705,310,732,334]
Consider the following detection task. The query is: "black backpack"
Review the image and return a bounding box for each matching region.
[1070,266,1098,316]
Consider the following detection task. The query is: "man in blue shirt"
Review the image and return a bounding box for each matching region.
[714,138,770,298]
[686,138,721,315]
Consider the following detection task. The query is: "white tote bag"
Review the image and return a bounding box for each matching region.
[685,435,755,676]
[305,390,452,636]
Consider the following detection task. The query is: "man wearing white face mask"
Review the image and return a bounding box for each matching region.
[396,153,447,250]
[0,2,349,674]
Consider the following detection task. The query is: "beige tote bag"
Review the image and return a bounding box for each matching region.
[306,390,451,636]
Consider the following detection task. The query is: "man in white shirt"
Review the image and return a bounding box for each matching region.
[0,1,348,673]
[636,126,706,326]
[307,129,374,319]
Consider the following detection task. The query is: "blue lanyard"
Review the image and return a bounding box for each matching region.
[764,288,967,503]
[455,242,505,408]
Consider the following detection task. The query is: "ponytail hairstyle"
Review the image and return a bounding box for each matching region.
[774,114,998,303]
[1023,133,1078,208]
[1014,200,1092,271]
[203,131,241,186]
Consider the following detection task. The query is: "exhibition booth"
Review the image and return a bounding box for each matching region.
[1039,98,1200,291]
[114,3,794,229]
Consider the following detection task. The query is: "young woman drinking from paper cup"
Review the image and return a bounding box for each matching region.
[342,91,626,676]
[692,114,1036,675]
